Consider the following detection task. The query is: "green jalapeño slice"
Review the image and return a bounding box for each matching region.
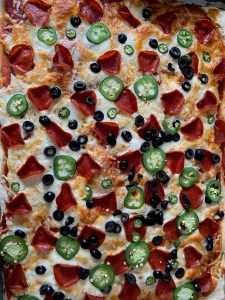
[177,29,193,48]
[58,107,70,119]
[89,264,115,289]
[179,167,199,188]
[142,148,166,173]
[125,241,150,267]
[53,155,76,181]
[11,182,20,193]
[56,236,80,260]
[86,23,111,44]
[176,210,199,236]
[107,107,118,119]
[162,117,180,134]
[173,282,197,300]
[0,235,28,263]
[18,296,39,300]
[7,94,28,117]
[124,45,134,55]
[158,43,168,54]
[206,180,221,203]
[134,75,158,101]
[124,186,144,209]
[99,76,124,101]
[37,27,57,45]
[65,29,76,40]
[82,185,93,201]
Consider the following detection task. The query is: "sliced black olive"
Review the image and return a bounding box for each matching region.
[90,248,102,259]
[90,62,101,73]
[93,111,104,122]
[199,73,208,84]
[74,81,86,92]
[135,115,144,127]
[43,191,55,202]
[39,115,51,126]
[68,120,78,130]
[142,7,152,19]
[169,47,181,59]
[185,148,194,159]
[44,146,56,157]
[70,16,81,27]
[23,121,34,132]
[42,174,54,186]
[50,86,61,99]
[149,39,158,49]
[118,33,127,44]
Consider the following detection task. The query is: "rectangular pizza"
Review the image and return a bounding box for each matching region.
[0,0,225,299]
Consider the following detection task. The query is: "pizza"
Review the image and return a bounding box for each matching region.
[0,0,225,299]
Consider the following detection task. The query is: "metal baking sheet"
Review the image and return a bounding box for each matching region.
[0,0,225,300]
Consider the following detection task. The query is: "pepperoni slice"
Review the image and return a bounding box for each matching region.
[7,193,32,215]
[97,50,121,75]
[79,0,103,24]
[137,114,161,139]
[77,153,101,180]
[31,226,57,252]
[115,89,138,115]
[28,85,52,111]
[184,246,203,268]
[124,217,147,242]
[138,51,160,74]
[196,272,213,296]
[188,52,199,74]
[56,183,77,212]
[93,192,117,212]
[105,251,129,275]
[46,122,72,148]
[53,44,74,72]
[9,44,34,74]
[17,156,45,179]
[117,150,142,174]
[195,149,214,172]
[94,122,119,145]
[119,281,141,300]
[196,91,217,111]
[5,0,25,23]
[194,19,215,45]
[78,226,105,248]
[161,90,185,116]
[155,11,177,34]
[218,79,225,100]
[118,6,141,28]
[84,295,105,300]
[71,90,97,117]
[23,0,51,27]
[166,151,185,174]
[53,264,80,288]
[214,58,225,77]
[199,218,219,238]
[4,264,28,290]
[163,217,180,242]
[180,185,203,210]
[215,119,225,144]
[155,277,176,300]
[180,117,203,139]
[1,123,24,149]
[144,179,165,205]
[2,52,11,87]
[149,249,171,271]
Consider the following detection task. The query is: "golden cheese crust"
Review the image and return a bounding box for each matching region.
[0,0,225,300]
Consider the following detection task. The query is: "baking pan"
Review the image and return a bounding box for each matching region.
[0,0,225,299]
